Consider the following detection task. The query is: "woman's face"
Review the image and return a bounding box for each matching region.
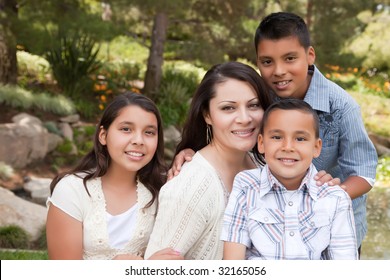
[205,78,264,153]
[99,105,158,174]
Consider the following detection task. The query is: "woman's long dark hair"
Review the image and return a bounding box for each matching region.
[50,92,166,207]
[174,61,273,165]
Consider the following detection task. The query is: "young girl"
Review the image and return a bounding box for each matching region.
[46,92,182,260]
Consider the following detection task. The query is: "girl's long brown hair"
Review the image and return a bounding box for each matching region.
[50,92,167,207]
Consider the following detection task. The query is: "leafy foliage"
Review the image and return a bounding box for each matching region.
[155,63,203,127]
[16,51,51,86]
[46,33,102,98]
[344,10,390,71]
[0,85,76,115]
[0,225,30,249]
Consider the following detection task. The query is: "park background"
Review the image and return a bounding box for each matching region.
[0,0,389,259]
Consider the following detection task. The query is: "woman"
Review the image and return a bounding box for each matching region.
[144,61,273,259]
[46,92,182,260]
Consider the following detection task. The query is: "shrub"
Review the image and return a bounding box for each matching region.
[98,35,149,64]
[157,80,191,127]
[0,85,34,109]
[17,51,51,87]
[0,85,76,116]
[155,62,203,128]
[74,98,101,121]
[46,33,102,99]
[0,225,30,249]
[93,60,142,94]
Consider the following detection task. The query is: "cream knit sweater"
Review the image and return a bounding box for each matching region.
[145,152,227,260]
[47,174,157,260]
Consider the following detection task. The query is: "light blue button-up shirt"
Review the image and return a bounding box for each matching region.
[300,65,378,247]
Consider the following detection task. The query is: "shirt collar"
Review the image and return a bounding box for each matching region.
[259,163,320,201]
[304,65,330,113]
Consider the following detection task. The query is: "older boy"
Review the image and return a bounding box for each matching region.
[254,12,377,250]
[222,99,358,260]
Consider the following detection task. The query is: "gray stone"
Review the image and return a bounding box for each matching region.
[58,122,73,141]
[47,133,64,153]
[0,122,49,168]
[59,114,80,124]
[23,177,52,206]
[12,113,42,127]
[164,125,181,145]
[0,187,47,242]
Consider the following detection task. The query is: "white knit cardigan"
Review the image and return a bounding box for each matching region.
[145,152,227,260]
[47,174,157,260]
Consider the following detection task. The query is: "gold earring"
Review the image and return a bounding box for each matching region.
[206,124,212,144]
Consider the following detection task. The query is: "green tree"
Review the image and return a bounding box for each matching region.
[344,8,390,71]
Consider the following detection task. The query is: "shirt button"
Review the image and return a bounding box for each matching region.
[289,231,295,237]
[310,221,316,227]
[264,217,269,222]
[288,201,293,206]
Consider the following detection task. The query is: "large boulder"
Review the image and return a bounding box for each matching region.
[0,187,47,241]
[0,113,51,168]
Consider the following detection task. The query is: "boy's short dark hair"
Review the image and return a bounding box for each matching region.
[254,12,311,53]
[260,99,320,138]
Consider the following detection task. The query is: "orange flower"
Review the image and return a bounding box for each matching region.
[99,104,105,110]
[94,84,102,91]
[100,84,107,91]
[100,95,107,102]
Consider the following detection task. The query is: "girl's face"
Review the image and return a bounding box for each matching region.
[99,105,158,174]
[205,78,264,153]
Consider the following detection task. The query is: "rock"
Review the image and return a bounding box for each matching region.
[23,177,52,206]
[164,125,181,146]
[58,122,73,141]
[59,114,80,124]
[0,187,47,242]
[47,133,64,153]
[0,122,49,168]
[12,113,42,126]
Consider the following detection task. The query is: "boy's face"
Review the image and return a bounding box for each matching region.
[256,36,315,100]
[258,109,322,190]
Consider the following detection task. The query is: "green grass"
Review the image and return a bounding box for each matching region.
[0,249,48,260]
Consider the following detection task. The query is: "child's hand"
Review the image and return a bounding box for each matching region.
[147,248,183,260]
[167,148,195,180]
[314,170,340,186]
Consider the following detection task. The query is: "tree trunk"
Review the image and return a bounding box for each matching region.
[143,12,168,98]
[0,0,18,85]
[306,0,313,32]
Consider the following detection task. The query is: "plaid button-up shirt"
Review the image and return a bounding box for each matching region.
[221,164,358,260]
